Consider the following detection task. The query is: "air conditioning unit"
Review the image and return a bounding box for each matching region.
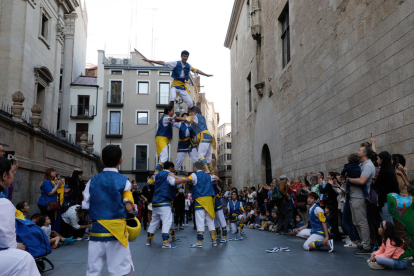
[123,59,130,65]
[110,58,121,65]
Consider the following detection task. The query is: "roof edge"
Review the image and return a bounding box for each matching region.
[224,0,244,49]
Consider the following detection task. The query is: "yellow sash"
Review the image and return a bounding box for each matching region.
[97,219,128,248]
[171,79,190,94]
[197,130,216,148]
[196,196,215,219]
[155,136,170,156]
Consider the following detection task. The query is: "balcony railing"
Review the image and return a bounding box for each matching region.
[156,91,169,108]
[132,157,149,171]
[68,134,94,146]
[106,122,123,138]
[70,105,95,119]
[107,91,124,107]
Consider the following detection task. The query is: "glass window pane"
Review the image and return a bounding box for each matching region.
[138,82,149,94]
[138,71,149,75]
[159,83,170,105]
[136,146,148,170]
[137,112,148,124]
[110,111,120,134]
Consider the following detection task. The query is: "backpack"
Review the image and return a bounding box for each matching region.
[272,185,283,201]
[15,218,51,258]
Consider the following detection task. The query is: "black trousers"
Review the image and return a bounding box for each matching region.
[276,201,290,232]
[59,219,85,239]
[142,203,149,230]
[175,208,185,226]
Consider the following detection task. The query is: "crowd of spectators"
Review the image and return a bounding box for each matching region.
[217,136,412,270]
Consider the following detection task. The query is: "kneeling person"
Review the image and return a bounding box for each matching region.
[227,191,246,241]
[296,192,334,252]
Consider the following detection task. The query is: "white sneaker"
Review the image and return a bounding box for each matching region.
[368,261,385,270]
[344,242,358,248]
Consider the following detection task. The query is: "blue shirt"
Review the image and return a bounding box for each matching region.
[37,180,57,205]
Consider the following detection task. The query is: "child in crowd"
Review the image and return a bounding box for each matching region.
[294,192,334,252]
[249,210,261,229]
[295,215,305,229]
[367,221,407,270]
[258,212,268,230]
[37,215,74,249]
[267,211,278,232]
[30,213,41,224]
[341,153,369,200]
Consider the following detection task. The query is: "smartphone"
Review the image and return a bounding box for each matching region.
[4,151,15,159]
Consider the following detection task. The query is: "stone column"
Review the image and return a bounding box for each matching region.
[11,91,25,122]
[60,13,77,132]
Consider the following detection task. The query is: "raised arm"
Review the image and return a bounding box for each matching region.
[142,58,164,66]
[195,69,213,77]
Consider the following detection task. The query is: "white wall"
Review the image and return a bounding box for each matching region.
[68,85,103,151]
[72,1,88,80]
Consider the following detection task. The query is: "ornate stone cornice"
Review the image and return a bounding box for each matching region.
[59,0,79,14]
[26,0,37,9]
[224,0,244,49]
[64,13,78,36]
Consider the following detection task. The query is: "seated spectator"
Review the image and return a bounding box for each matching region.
[260,198,270,214]
[258,212,269,230]
[294,192,334,252]
[60,205,91,240]
[267,211,278,232]
[367,221,407,270]
[0,157,40,276]
[249,210,262,229]
[15,201,30,219]
[294,215,305,229]
[37,215,75,248]
[30,213,41,224]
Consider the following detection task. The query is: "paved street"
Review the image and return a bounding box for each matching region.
[43,226,413,276]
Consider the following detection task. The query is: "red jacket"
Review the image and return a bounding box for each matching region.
[288,183,302,206]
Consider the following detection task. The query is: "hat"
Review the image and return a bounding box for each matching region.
[280,175,288,180]
[307,192,319,200]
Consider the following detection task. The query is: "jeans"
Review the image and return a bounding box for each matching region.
[276,201,290,232]
[376,257,407,270]
[342,200,360,241]
[380,203,394,223]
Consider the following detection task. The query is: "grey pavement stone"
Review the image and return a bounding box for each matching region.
[43,227,414,276]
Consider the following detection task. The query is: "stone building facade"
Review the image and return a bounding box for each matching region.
[225,0,414,188]
[218,123,232,186]
[0,0,87,132]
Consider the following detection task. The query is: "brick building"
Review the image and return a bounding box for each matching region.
[225,0,414,188]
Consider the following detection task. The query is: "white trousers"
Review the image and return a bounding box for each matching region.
[148,207,172,234]
[87,240,134,276]
[159,144,169,163]
[170,87,194,108]
[214,209,227,228]
[0,248,40,276]
[297,228,311,238]
[195,209,215,232]
[303,233,325,251]
[174,148,198,170]
[198,142,212,163]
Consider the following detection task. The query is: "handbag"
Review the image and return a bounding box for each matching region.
[43,194,60,211]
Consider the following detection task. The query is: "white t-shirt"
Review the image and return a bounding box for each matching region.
[247,191,256,203]
[41,225,52,239]
[185,199,191,210]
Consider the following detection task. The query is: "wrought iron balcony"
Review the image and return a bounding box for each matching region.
[107,91,124,107]
[70,105,95,119]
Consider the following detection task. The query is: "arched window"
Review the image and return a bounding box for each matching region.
[262,144,272,184]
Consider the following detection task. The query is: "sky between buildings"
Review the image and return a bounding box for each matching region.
[85,0,234,124]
